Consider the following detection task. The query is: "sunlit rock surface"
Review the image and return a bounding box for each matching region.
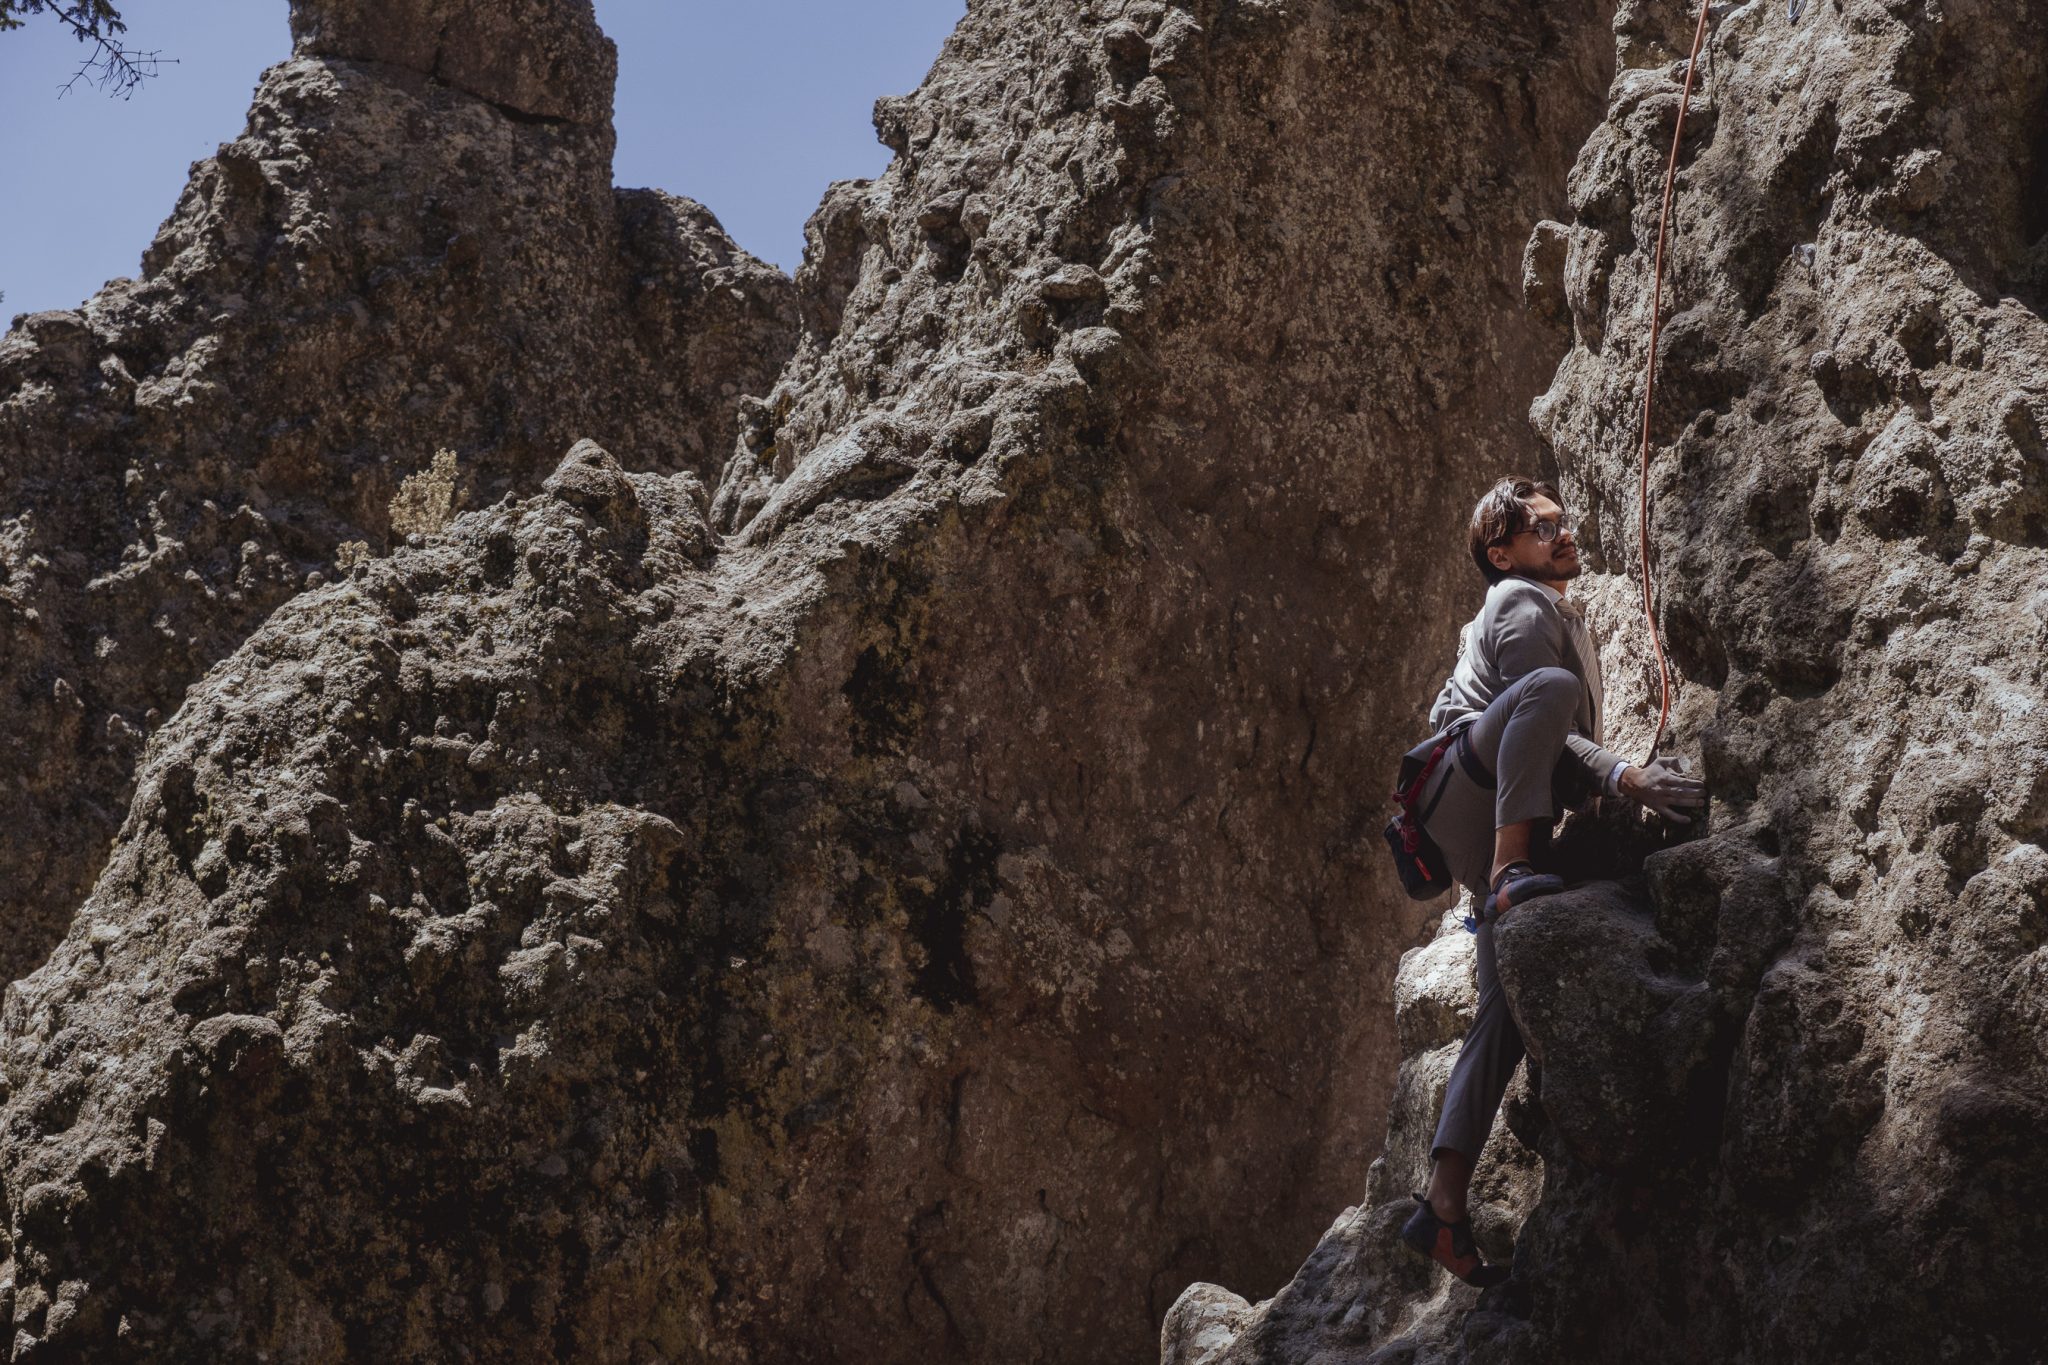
[1,0,1618,1356]
[0,2,795,987]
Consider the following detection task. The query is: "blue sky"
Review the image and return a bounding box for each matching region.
[0,0,964,318]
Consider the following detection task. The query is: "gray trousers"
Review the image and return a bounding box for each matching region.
[1419,666,1580,1160]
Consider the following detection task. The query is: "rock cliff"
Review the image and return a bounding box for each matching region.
[0,0,797,987]
[1,0,1614,1358]
[1165,0,2048,1361]
[5,0,2040,1360]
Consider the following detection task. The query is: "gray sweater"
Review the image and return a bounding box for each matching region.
[1427,575,1629,796]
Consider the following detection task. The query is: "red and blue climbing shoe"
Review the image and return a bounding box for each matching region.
[1399,1193,1511,1288]
[1484,861,1564,924]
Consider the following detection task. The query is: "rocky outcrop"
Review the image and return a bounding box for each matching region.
[30,0,2042,1357]
[1167,0,2048,1360]
[288,0,618,123]
[0,6,797,985]
[0,0,1625,1360]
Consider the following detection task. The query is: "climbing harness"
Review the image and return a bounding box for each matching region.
[1635,0,1715,762]
[1384,731,1458,900]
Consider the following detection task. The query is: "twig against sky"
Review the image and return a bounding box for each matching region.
[0,0,175,97]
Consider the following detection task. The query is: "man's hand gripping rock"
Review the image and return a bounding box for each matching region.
[1618,754,1707,824]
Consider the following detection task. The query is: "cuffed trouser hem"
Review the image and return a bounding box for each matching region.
[1429,918,1524,1162]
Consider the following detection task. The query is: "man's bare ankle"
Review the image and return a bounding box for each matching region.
[1429,1193,1466,1224]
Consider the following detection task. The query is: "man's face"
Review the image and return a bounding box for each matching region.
[1486,494,1581,584]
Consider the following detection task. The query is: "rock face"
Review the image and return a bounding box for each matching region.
[0,0,1628,1359]
[1166,0,2048,1361]
[0,4,797,985]
[21,0,2043,1357]
[288,0,618,122]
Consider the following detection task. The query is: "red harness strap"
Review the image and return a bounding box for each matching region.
[1391,736,1456,870]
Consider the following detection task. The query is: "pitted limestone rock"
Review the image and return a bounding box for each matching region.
[1177,0,2048,1360]
[2,0,1622,1357]
[288,0,617,123]
[0,0,795,988]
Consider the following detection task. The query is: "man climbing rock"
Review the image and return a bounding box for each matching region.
[1396,476,1705,1287]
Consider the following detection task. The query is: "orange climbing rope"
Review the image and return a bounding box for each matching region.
[1636,0,1714,762]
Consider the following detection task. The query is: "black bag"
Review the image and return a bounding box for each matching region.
[1384,730,1458,899]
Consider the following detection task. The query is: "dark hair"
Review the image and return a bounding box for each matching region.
[1468,476,1562,584]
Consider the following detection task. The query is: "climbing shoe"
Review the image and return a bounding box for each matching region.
[1484,861,1563,923]
[1399,1193,1510,1288]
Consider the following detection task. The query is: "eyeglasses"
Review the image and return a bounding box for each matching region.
[1494,515,1576,546]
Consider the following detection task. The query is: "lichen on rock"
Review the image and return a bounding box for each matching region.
[388,447,467,539]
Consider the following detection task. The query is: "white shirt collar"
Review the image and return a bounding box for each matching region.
[1524,574,1584,620]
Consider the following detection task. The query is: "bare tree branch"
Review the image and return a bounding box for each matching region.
[0,0,176,98]
[55,32,170,99]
